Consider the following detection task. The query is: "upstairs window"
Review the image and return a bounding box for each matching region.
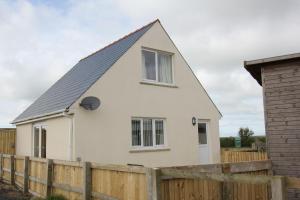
[131,118,165,148]
[142,49,173,84]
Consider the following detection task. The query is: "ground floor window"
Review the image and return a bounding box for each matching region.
[131,118,165,148]
[32,124,47,158]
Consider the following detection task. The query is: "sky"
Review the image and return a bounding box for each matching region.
[1,0,300,136]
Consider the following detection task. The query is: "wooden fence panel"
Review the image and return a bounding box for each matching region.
[160,179,270,200]
[15,156,25,188]
[160,161,272,200]
[91,164,148,200]
[226,182,270,200]
[161,179,222,200]
[52,160,83,200]
[29,158,47,197]
[222,151,268,163]
[2,155,11,182]
[0,129,15,154]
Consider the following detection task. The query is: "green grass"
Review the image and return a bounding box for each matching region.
[31,195,66,200]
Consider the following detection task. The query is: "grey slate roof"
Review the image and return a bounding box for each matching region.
[13,20,157,123]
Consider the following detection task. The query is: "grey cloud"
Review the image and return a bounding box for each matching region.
[1,0,299,136]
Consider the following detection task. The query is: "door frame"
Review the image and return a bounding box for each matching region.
[197,119,211,163]
[32,123,47,158]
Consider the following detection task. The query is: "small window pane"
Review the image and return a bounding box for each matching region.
[34,127,39,157]
[158,53,172,83]
[198,123,207,144]
[142,50,156,80]
[143,119,153,146]
[155,120,164,145]
[132,120,141,146]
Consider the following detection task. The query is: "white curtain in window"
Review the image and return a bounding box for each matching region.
[158,54,172,83]
[142,50,156,80]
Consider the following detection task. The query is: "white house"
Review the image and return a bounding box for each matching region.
[12,19,222,167]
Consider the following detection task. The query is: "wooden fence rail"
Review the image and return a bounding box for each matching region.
[0,154,299,200]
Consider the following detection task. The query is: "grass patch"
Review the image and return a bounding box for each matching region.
[32,195,66,200]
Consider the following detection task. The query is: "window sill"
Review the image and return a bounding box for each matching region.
[140,81,178,88]
[129,147,170,153]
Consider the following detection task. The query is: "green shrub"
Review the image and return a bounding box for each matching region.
[220,137,235,147]
[239,127,255,147]
[255,136,266,143]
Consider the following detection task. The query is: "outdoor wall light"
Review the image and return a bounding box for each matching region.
[192,117,196,126]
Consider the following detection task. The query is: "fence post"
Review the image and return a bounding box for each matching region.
[0,154,3,179]
[146,168,161,200]
[10,155,15,185]
[45,159,53,197]
[222,182,233,200]
[271,176,286,200]
[83,162,91,200]
[23,156,29,193]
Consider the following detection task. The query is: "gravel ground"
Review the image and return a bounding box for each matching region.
[0,181,32,200]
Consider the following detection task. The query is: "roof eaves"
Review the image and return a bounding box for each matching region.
[244,52,300,86]
[245,52,300,67]
[11,109,66,124]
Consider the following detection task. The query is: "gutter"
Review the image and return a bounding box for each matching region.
[12,109,66,125]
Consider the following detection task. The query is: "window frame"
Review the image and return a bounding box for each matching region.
[32,123,47,158]
[131,117,167,150]
[197,120,210,146]
[141,48,174,85]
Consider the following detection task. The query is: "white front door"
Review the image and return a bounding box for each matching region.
[198,120,210,164]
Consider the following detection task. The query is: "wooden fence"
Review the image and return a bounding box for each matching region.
[222,150,268,163]
[0,128,15,154]
[160,160,272,200]
[1,154,148,200]
[0,154,300,200]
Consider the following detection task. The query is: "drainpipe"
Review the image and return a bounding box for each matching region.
[63,112,74,161]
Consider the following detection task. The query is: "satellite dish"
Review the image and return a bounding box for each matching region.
[79,96,101,110]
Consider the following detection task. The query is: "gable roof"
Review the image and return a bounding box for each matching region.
[13,20,158,124]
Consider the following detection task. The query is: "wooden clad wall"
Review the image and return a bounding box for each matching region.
[262,63,300,176]
[0,128,15,154]
[262,62,300,199]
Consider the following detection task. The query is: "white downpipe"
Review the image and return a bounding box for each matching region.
[63,112,74,161]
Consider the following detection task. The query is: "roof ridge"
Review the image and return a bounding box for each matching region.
[80,19,160,62]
